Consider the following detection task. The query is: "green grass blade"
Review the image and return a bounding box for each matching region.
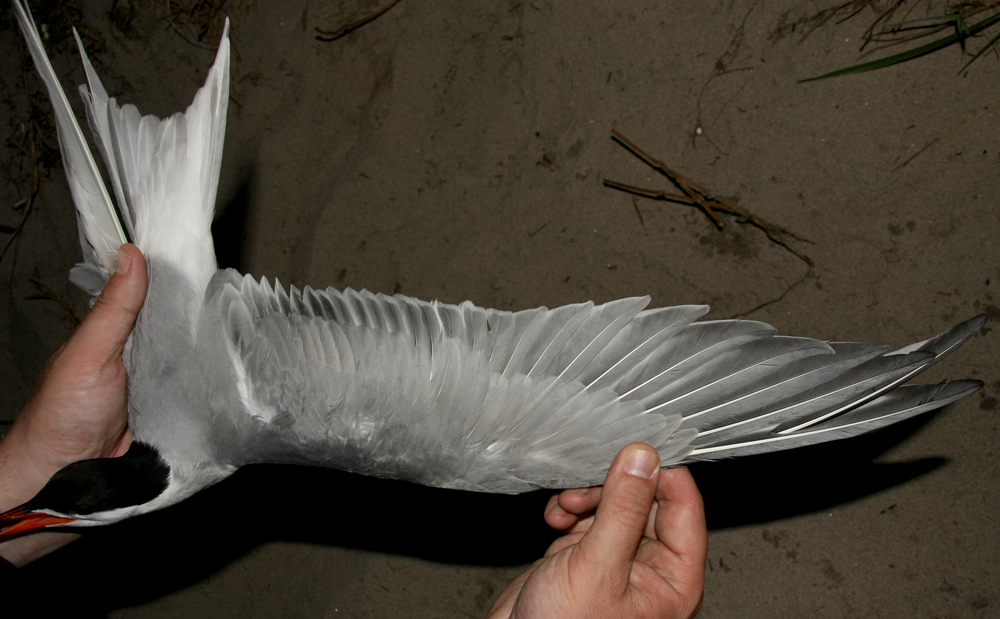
[959,27,1000,73]
[883,13,961,32]
[800,8,1000,82]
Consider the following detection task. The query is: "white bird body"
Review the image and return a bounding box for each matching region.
[6,1,983,529]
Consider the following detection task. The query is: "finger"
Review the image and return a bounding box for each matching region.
[545,529,586,557]
[653,467,706,566]
[638,466,707,600]
[73,244,149,364]
[641,498,660,540]
[543,494,571,530]
[544,498,591,532]
[544,487,602,530]
[558,486,602,514]
[575,443,660,586]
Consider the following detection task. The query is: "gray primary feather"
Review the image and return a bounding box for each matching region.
[689,381,982,460]
[12,0,985,516]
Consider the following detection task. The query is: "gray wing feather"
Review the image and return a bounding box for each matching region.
[688,381,981,460]
[690,349,934,446]
[686,316,985,459]
[201,270,983,492]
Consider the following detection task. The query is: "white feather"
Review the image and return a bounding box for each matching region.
[11,0,126,286]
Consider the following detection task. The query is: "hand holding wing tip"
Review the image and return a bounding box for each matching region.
[488,443,707,619]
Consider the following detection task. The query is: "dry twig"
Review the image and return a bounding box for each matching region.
[604,131,814,267]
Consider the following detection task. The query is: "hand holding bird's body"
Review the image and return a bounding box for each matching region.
[0,245,148,564]
[0,263,713,619]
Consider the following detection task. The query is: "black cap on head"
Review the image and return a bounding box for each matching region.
[23,441,170,517]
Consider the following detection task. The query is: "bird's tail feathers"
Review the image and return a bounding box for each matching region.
[12,0,126,295]
[13,0,230,298]
[78,23,230,296]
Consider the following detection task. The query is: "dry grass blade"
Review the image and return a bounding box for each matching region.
[604,131,813,267]
[0,122,41,266]
[798,1,871,44]
[895,98,1000,169]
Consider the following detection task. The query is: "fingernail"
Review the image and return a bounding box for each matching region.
[116,246,131,275]
[623,447,658,479]
[566,488,590,494]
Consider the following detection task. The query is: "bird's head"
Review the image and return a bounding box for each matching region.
[0,442,173,541]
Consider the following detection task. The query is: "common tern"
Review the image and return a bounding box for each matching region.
[0,0,984,541]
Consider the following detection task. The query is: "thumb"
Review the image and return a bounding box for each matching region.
[74,244,149,362]
[576,443,660,588]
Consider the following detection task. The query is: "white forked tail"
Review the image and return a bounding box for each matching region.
[11,0,230,301]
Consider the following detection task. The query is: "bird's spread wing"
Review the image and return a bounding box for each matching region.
[201,270,704,491]
[199,270,983,492]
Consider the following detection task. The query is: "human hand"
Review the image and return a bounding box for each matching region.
[0,244,148,513]
[487,443,707,619]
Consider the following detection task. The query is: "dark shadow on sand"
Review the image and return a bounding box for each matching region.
[692,411,947,529]
[11,407,952,617]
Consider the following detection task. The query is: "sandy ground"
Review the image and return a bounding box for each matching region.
[1,0,998,617]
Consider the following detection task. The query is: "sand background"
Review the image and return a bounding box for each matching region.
[0,0,997,617]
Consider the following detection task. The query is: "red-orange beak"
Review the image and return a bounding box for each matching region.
[0,506,76,543]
